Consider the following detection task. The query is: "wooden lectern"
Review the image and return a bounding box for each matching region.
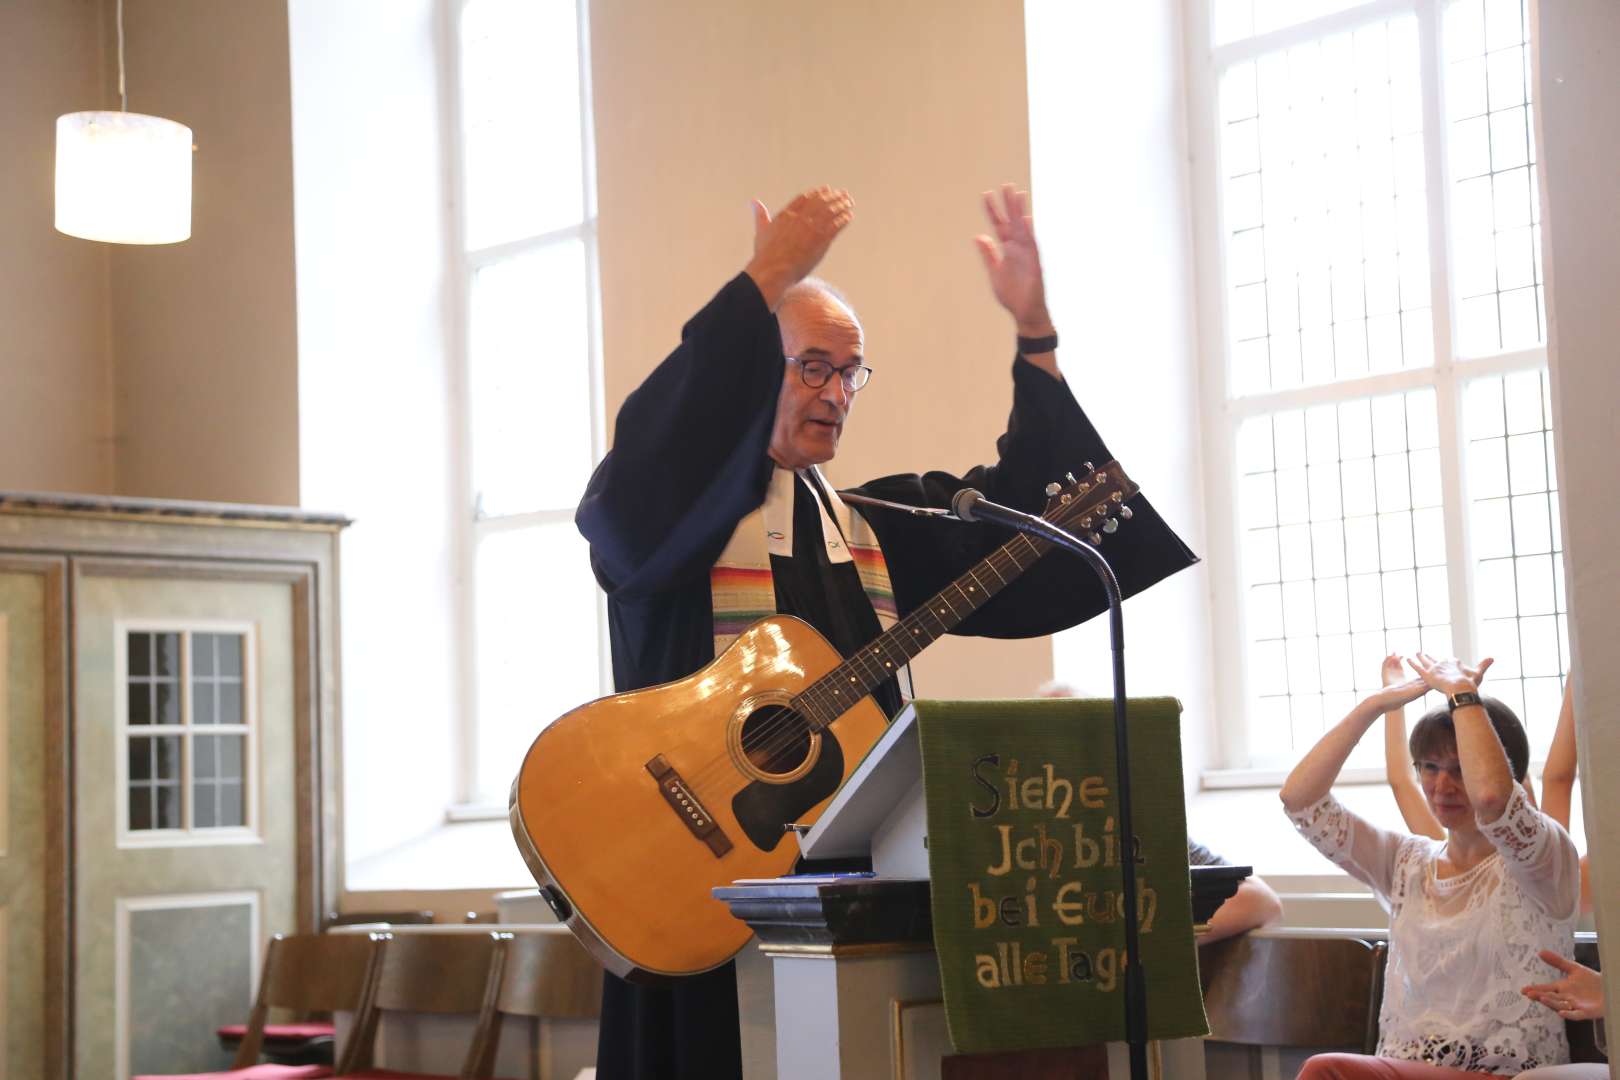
[714,704,1245,1079]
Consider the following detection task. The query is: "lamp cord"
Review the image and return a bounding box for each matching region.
[116,0,127,111]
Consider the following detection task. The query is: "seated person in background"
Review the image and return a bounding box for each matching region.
[1534,680,1594,915]
[1037,680,1281,942]
[1516,950,1608,1079]
[1188,837,1283,943]
[1282,654,1581,1078]
[1387,661,1593,915]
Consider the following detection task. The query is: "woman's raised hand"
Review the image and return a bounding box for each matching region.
[1369,676,1429,713]
[1380,653,1405,687]
[1407,652,1493,696]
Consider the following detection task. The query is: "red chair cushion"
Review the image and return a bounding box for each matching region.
[215,1022,336,1043]
[132,1064,332,1079]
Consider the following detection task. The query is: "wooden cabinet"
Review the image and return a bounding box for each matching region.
[0,493,346,1080]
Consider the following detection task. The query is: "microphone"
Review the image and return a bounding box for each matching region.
[950,488,1045,531]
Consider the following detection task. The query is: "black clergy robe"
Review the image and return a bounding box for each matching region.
[574,272,1198,1079]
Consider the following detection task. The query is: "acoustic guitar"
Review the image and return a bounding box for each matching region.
[509,461,1139,981]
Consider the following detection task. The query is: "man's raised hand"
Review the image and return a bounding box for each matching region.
[745,187,854,311]
[974,184,1054,339]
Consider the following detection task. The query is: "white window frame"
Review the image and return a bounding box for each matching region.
[1183,0,1553,782]
[115,620,261,848]
[444,0,611,814]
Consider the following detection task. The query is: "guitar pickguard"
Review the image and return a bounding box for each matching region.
[730,733,846,851]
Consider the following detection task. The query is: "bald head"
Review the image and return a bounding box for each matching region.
[769,278,866,470]
[778,277,860,329]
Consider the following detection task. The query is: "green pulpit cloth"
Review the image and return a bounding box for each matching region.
[915,697,1208,1055]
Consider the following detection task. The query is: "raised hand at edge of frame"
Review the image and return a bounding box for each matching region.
[1522,949,1606,1021]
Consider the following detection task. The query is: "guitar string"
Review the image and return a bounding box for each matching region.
[679,480,1126,800]
[681,482,1124,797]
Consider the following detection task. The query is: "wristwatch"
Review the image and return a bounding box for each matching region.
[1016,332,1059,355]
[1447,689,1483,711]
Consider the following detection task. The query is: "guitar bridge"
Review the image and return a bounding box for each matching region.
[646,754,733,858]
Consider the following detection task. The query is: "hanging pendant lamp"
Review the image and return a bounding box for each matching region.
[54,0,192,245]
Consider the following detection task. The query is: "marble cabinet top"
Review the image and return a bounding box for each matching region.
[0,490,351,531]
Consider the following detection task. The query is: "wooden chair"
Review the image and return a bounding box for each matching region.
[1198,935,1388,1053]
[338,931,508,1079]
[134,932,383,1080]
[463,930,603,1080]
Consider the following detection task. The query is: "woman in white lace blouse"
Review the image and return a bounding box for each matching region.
[1280,654,1582,1078]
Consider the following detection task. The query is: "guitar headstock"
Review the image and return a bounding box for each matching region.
[1040,460,1140,545]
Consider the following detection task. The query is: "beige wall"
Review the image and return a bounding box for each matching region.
[107,0,300,506]
[0,0,298,506]
[590,0,1055,698]
[1536,0,1620,1038]
[0,0,114,494]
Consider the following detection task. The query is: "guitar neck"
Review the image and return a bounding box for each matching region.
[793,529,1050,734]
[791,461,1137,734]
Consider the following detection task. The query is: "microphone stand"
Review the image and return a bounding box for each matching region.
[975,507,1149,1080]
[850,484,1149,1078]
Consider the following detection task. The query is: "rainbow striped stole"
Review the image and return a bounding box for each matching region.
[710,466,900,663]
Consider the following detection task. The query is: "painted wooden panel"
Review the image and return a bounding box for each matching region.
[0,573,48,1080]
[120,894,258,1077]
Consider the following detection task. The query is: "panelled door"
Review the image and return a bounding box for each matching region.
[74,568,302,1080]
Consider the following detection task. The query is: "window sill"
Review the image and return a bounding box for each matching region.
[445,802,507,824]
[1201,764,1390,790]
[346,816,533,891]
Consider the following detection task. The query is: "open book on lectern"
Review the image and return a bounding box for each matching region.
[796,701,930,879]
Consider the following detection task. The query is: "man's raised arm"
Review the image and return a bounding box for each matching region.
[577,188,854,595]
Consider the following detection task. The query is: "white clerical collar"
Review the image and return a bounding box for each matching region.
[762,465,853,564]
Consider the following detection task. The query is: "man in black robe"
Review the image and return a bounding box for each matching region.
[575,185,1197,1078]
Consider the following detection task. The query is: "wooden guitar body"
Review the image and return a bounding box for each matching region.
[509,614,889,981]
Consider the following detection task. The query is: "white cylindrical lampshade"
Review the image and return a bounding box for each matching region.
[55,111,192,244]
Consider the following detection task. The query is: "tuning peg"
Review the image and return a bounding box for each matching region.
[1088,532,1102,545]
[1103,518,1119,534]
[1079,515,1094,529]
[1065,472,1078,485]
[1119,505,1134,520]
[1045,481,1062,497]
[1082,462,1095,473]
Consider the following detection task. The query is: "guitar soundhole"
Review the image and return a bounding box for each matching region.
[739,705,812,776]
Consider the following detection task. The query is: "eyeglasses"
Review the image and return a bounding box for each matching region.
[1415,760,1465,783]
[787,356,873,392]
